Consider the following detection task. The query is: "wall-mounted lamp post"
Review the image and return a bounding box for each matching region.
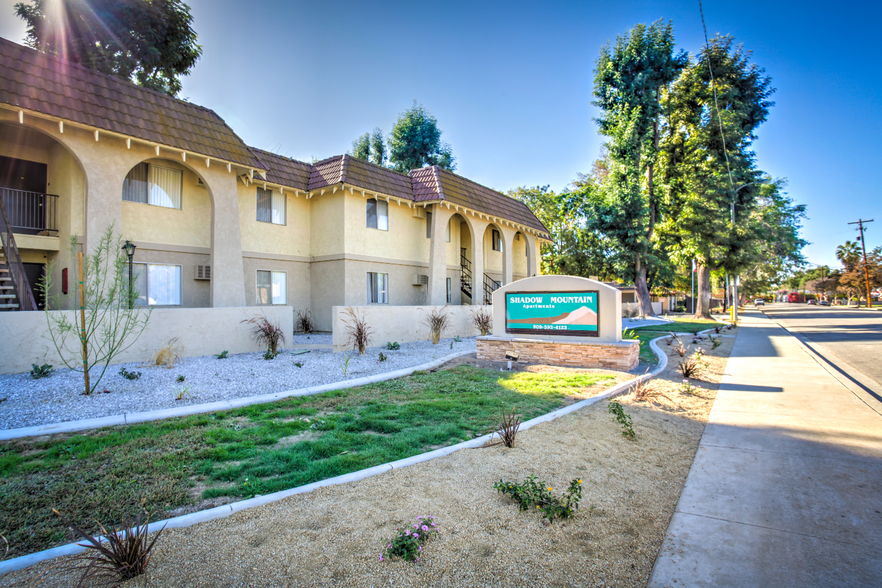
[122,240,136,309]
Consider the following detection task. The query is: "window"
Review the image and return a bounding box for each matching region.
[426,211,432,238]
[256,187,286,225]
[366,198,388,230]
[492,229,502,252]
[367,272,388,304]
[123,163,182,209]
[256,270,287,305]
[132,263,182,306]
[446,277,452,303]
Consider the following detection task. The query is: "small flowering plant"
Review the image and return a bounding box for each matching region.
[680,379,704,395]
[494,474,583,521]
[380,516,439,562]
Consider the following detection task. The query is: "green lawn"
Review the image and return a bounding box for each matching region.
[0,366,615,557]
[628,317,722,363]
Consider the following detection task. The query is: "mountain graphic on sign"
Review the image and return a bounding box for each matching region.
[552,306,597,326]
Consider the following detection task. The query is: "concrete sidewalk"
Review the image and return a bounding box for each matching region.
[649,312,882,588]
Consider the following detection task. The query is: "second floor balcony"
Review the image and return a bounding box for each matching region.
[0,187,58,235]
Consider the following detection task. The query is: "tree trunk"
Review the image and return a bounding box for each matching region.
[694,263,713,319]
[634,257,655,317]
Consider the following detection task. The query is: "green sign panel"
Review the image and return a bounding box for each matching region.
[505,291,600,337]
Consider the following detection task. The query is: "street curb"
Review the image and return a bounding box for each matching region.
[0,351,477,441]
[0,337,671,575]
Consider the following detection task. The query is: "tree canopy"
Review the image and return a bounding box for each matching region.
[349,101,454,172]
[15,0,202,96]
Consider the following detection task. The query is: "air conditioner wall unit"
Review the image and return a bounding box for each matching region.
[412,207,427,219]
[194,265,211,280]
[412,274,429,286]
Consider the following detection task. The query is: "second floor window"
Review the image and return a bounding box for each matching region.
[492,229,502,252]
[366,198,388,230]
[256,187,286,225]
[123,163,182,209]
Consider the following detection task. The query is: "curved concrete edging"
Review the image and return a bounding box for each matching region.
[0,337,671,575]
[0,351,478,442]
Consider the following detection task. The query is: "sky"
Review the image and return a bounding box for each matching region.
[1,0,879,268]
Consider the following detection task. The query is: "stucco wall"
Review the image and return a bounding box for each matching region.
[121,158,211,249]
[242,256,310,311]
[342,192,430,262]
[310,259,345,331]
[238,184,311,257]
[490,275,623,343]
[622,301,663,317]
[310,192,344,257]
[0,306,293,375]
[331,305,480,352]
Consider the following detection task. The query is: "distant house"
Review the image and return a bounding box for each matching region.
[0,37,549,330]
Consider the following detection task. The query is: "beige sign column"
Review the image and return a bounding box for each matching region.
[427,204,454,305]
[523,232,538,276]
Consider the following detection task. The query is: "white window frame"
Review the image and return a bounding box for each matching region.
[122,162,183,210]
[366,198,389,231]
[132,263,183,306]
[256,186,286,225]
[256,270,287,305]
[367,272,389,304]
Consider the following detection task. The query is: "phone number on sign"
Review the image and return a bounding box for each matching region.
[532,324,569,330]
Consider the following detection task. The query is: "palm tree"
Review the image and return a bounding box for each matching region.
[835,241,860,272]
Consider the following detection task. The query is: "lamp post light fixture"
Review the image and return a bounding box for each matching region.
[122,240,137,309]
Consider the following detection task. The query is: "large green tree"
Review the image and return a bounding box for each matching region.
[659,35,778,317]
[576,20,686,316]
[509,185,618,279]
[15,0,201,96]
[388,101,454,172]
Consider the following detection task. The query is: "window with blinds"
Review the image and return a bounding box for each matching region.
[256,187,286,225]
[132,263,182,305]
[257,270,287,304]
[367,272,388,304]
[366,198,388,231]
[122,163,182,209]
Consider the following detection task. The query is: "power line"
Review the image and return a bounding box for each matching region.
[697,0,735,197]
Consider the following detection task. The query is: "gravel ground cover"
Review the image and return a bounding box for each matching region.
[0,333,735,588]
[0,338,476,430]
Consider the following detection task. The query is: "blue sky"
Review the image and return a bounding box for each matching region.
[1,0,878,268]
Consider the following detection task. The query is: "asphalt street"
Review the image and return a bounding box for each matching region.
[760,303,882,403]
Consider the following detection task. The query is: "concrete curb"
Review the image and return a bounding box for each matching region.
[0,337,672,575]
[0,351,477,441]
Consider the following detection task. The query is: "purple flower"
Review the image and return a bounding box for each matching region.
[422,525,428,531]
[413,524,419,529]
[431,522,436,527]
[379,555,384,561]
[418,546,422,551]
[413,533,419,539]
[417,516,423,520]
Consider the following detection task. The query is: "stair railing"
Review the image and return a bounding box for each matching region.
[0,194,38,311]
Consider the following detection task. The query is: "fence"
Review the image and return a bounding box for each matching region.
[331,305,480,352]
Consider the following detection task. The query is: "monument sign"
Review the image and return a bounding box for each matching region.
[505,291,600,336]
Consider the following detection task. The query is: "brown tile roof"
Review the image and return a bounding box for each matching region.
[0,37,263,169]
[410,166,549,234]
[307,154,413,200]
[248,147,310,191]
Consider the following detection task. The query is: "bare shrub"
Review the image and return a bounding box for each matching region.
[52,509,166,587]
[295,308,315,334]
[242,315,286,357]
[630,376,673,405]
[674,341,687,357]
[486,408,522,448]
[471,305,493,336]
[677,351,707,378]
[149,337,183,369]
[422,306,451,344]
[343,307,372,354]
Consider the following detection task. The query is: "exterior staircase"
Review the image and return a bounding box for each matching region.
[0,194,37,311]
[460,250,502,305]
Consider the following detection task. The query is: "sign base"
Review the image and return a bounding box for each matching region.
[477,335,638,371]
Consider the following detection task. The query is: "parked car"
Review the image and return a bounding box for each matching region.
[818,300,831,306]
[807,299,817,305]
[754,298,765,306]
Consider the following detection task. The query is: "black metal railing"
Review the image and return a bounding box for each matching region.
[0,188,59,234]
[0,194,38,311]
[460,251,472,300]
[483,274,501,305]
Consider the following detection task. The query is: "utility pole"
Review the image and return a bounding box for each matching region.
[849,219,874,308]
